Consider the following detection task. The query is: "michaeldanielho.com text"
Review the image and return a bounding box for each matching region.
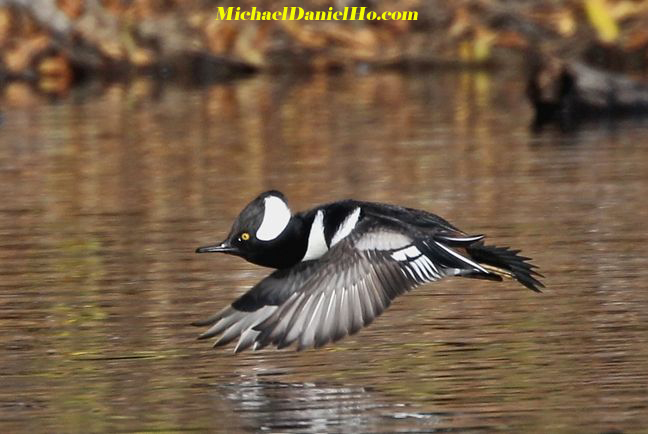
[216,7,418,21]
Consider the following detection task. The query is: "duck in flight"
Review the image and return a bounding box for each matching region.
[194,190,543,353]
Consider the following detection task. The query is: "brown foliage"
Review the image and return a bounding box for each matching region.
[1,0,647,86]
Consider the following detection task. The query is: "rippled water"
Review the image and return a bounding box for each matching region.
[1,71,648,433]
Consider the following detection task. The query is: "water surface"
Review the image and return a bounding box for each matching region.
[1,71,648,432]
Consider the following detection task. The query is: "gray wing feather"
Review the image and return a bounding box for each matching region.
[253,228,434,351]
[192,263,319,351]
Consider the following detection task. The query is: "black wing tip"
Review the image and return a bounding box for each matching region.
[520,276,545,293]
[276,340,293,350]
[467,243,545,293]
[509,255,545,292]
[191,320,209,327]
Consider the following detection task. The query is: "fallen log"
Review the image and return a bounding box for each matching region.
[527,59,648,128]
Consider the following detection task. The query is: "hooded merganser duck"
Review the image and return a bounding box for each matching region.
[194,190,543,353]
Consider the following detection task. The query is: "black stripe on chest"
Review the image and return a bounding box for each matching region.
[321,203,359,246]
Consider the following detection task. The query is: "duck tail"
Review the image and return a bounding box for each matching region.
[466,241,544,292]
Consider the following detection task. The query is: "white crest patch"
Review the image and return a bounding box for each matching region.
[330,207,361,246]
[256,195,292,241]
[302,210,328,261]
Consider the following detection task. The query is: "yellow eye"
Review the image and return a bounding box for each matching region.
[241,232,250,241]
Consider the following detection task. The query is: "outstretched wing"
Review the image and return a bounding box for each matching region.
[251,222,488,351]
[192,260,322,353]
[193,216,525,353]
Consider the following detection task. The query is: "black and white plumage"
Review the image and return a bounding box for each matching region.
[194,190,543,353]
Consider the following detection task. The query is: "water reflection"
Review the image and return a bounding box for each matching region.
[1,71,648,432]
[216,377,449,433]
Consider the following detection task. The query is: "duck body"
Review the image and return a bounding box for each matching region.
[194,190,543,352]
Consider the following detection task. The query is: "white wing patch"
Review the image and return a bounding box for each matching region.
[256,195,292,241]
[330,207,361,246]
[392,245,441,281]
[302,210,328,261]
[391,245,420,261]
[356,231,412,251]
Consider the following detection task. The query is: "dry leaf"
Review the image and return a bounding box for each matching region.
[57,0,85,19]
[584,0,619,43]
[5,35,49,73]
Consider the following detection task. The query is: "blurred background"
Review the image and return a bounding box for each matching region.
[1,1,648,433]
